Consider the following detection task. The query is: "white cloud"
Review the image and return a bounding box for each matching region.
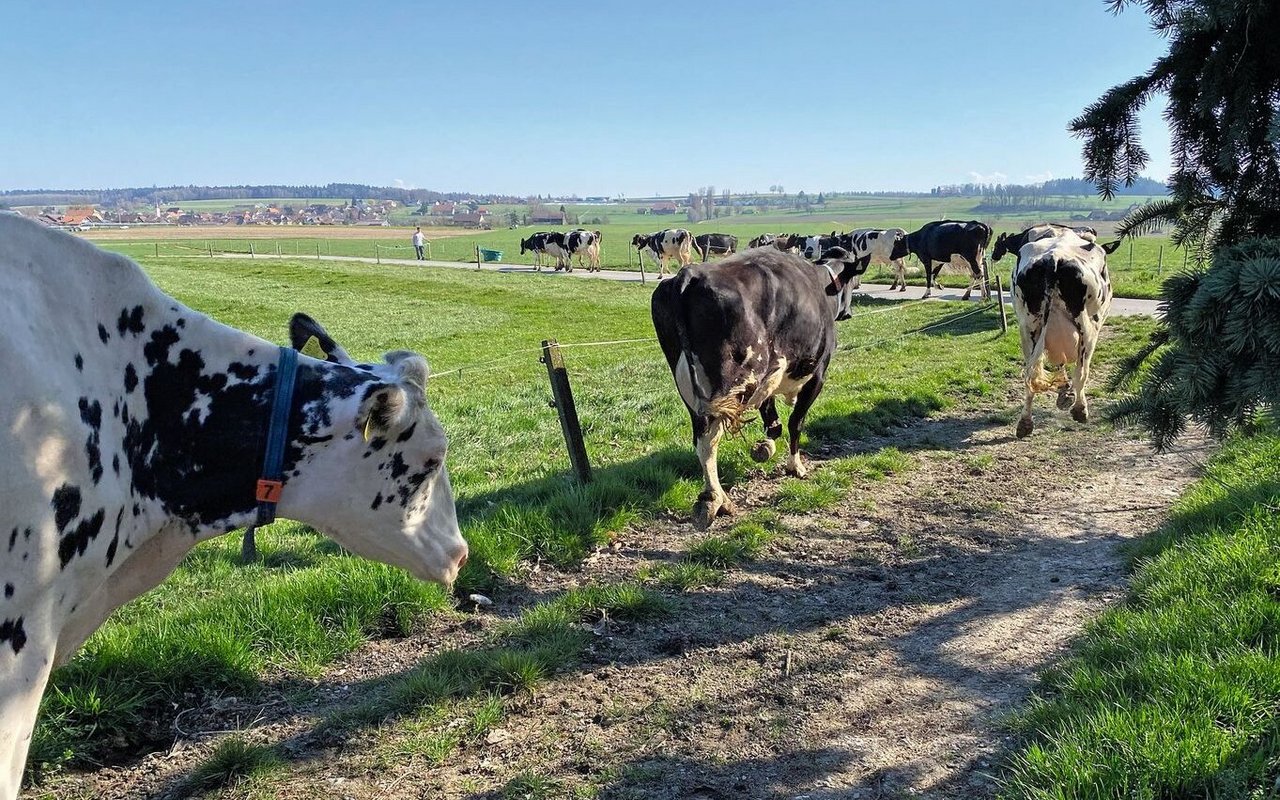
[1023,170,1054,184]
[393,178,415,189]
[967,170,1008,184]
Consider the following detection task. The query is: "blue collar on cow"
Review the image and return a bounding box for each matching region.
[255,346,299,526]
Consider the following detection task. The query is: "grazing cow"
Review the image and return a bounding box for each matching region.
[992,223,1099,263]
[566,229,603,272]
[520,232,561,271]
[747,233,778,249]
[1010,228,1119,438]
[650,246,870,529]
[0,216,468,797]
[904,220,993,300]
[632,229,695,277]
[829,228,911,319]
[693,233,739,262]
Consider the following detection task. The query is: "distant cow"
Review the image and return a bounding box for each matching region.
[632,229,695,277]
[748,233,778,249]
[0,216,468,796]
[520,232,569,271]
[992,223,1099,263]
[693,233,738,262]
[566,229,603,272]
[830,228,910,319]
[650,246,870,529]
[801,232,843,260]
[1010,228,1119,438]
[904,220,993,300]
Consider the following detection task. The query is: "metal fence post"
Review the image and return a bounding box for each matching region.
[995,273,1009,334]
[541,339,593,484]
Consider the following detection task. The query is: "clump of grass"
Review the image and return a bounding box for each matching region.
[503,770,564,800]
[643,561,724,592]
[686,513,782,568]
[186,736,282,793]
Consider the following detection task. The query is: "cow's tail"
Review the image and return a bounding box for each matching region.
[1025,255,1056,392]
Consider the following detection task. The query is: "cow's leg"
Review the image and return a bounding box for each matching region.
[1,640,55,800]
[922,261,937,299]
[692,414,732,529]
[1054,366,1075,409]
[889,259,905,291]
[751,398,783,462]
[836,281,854,321]
[961,253,983,301]
[785,376,825,478]
[1069,323,1099,423]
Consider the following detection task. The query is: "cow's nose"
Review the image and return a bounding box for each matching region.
[457,551,468,570]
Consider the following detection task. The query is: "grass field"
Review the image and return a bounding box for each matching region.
[29,250,1163,782]
[1002,430,1280,799]
[87,215,1186,300]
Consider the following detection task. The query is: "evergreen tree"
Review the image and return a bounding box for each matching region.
[1079,0,1280,447]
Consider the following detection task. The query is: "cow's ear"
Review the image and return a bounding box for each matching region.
[1102,239,1123,255]
[358,374,426,441]
[289,313,353,364]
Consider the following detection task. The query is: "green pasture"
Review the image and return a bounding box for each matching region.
[31,250,1161,786]
[1003,430,1280,799]
[96,216,1184,300]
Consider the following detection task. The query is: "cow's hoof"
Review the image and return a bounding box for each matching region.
[785,459,808,479]
[1071,405,1089,423]
[1056,388,1076,410]
[692,499,721,531]
[836,312,851,322]
[718,497,738,517]
[1016,416,1034,438]
[750,440,777,462]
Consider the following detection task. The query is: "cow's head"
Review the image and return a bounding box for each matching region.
[889,230,910,261]
[815,247,870,296]
[631,234,646,249]
[519,236,534,255]
[992,232,1017,263]
[285,313,468,587]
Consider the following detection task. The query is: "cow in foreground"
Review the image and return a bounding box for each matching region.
[651,246,870,529]
[1009,227,1118,438]
[904,220,992,300]
[992,223,1099,263]
[0,216,468,797]
[693,233,738,262]
[632,229,694,277]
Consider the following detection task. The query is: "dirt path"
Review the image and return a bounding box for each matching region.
[31,407,1203,800]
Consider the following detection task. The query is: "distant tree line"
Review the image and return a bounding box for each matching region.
[932,176,1167,207]
[0,184,529,208]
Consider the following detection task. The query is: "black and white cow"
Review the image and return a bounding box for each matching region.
[747,233,778,249]
[650,246,869,529]
[904,220,993,300]
[519,232,565,271]
[632,229,695,277]
[801,232,843,260]
[566,229,603,272]
[1010,227,1119,438]
[0,216,468,796]
[828,228,911,319]
[992,223,1099,263]
[693,233,738,262]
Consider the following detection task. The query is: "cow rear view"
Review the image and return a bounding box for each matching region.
[651,247,869,529]
[1010,230,1119,437]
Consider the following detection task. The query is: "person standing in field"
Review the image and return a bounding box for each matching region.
[412,226,426,260]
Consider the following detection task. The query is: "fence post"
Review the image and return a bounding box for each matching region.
[241,526,257,563]
[276,242,280,257]
[316,242,321,259]
[1128,239,1134,271]
[376,244,381,265]
[476,245,481,271]
[208,241,213,258]
[638,248,647,285]
[250,241,255,258]
[541,339,593,484]
[154,242,159,258]
[995,273,1009,334]
[1157,245,1164,277]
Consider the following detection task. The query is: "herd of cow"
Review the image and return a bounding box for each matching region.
[0,214,1115,797]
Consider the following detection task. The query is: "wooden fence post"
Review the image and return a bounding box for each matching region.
[208,241,213,258]
[541,339,593,484]
[1128,239,1134,271]
[376,245,381,265]
[638,248,647,285]
[154,242,159,258]
[476,245,481,271]
[275,242,281,257]
[995,273,1009,334]
[316,242,321,259]
[1157,245,1164,277]
[249,241,255,259]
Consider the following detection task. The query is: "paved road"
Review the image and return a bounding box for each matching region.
[214,252,1163,317]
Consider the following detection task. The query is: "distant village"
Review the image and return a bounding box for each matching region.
[16,199,409,230]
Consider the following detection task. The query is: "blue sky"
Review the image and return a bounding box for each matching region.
[0,0,1171,196]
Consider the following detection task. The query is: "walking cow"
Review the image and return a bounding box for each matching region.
[693,233,738,262]
[830,228,910,319]
[904,220,992,300]
[1009,227,1119,438]
[633,229,695,277]
[0,216,469,798]
[651,246,870,529]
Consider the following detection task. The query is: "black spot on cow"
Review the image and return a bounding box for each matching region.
[52,485,82,532]
[112,453,120,475]
[3,584,12,599]
[143,325,182,367]
[389,453,409,479]
[117,306,145,337]
[79,398,102,430]
[132,503,140,517]
[74,353,83,371]
[395,423,417,443]
[368,436,388,452]
[0,617,27,655]
[97,323,110,344]
[176,317,186,328]
[1014,258,1053,318]
[1056,269,1089,318]
[227,362,259,381]
[106,509,123,567]
[6,528,15,552]
[59,507,105,568]
[370,493,383,510]
[124,363,139,393]
[80,398,105,484]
